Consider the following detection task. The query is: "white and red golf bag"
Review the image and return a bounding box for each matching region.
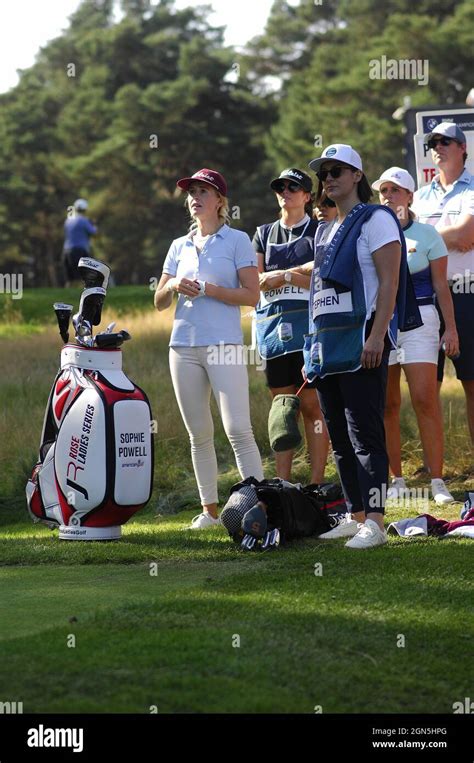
[26,257,154,540]
[26,345,154,540]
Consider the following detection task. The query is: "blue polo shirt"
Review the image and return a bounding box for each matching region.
[413,169,474,280]
[403,220,448,300]
[63,215,97,251]
[162,224,257,346]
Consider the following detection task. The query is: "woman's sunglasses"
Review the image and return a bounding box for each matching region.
[316,165,351,182]
[427,136,454,149]
[273,180,303,194]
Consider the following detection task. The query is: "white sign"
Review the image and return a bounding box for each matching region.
[312,288,353,319]
[259,285,309,305]
[414,108,474,189]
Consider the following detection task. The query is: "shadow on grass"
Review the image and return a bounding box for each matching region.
[0,568,471,713]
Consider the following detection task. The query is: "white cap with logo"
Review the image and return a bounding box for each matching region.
[371,167,415,193]
[74,198,88,211]
[308,144,363,174]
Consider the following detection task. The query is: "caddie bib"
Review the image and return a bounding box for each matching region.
[255,219,316,359]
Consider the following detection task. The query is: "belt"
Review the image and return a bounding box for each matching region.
[416,297,435,306]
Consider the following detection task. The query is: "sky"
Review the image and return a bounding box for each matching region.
[0,0,278,94]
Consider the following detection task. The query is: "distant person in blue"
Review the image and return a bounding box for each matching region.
[63,198,97,286]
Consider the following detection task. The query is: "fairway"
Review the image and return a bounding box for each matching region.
[0,506,472,714]
[0,287,473,714]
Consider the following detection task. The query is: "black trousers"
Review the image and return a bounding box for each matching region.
[63,247,88,281]
[315,353,389,515]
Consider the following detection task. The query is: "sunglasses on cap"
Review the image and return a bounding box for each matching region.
[427,136,456,150]
[316,165,353,182]
[273,180,304,194]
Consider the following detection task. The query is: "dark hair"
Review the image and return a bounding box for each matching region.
[315,192,336,209]
[315,172,373,205]
[463,151,468,163]
[304,193,315,217]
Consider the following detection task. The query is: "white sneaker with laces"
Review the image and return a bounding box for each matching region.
[189,511,220,529]
[345,518,387,549]
[431,479,454,505]
[318,513,359,539]
[386,477,407,500]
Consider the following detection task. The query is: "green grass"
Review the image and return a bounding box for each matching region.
[0,285,152,327]
[0,287,473,713]
[0,503,472,713]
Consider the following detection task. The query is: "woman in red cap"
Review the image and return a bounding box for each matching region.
[253,167,329,484]
[154,169,264,528]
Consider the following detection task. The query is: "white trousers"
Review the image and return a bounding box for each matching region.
[169,346,264,505]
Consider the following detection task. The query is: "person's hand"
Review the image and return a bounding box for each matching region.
[193,279,206,298]
[361,334,385,369]
[259,270,285,290]
[168,277,201,298]
[440,327,460,358]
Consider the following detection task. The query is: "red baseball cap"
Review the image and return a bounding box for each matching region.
[176,168,227,196]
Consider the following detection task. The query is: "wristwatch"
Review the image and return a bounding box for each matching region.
[284,271,292,284]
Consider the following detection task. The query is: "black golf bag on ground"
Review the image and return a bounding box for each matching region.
[221,477,346,549]
[26,258,154,541]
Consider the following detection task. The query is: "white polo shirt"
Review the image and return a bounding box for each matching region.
[163,224,257,346]
[413,169,474,280]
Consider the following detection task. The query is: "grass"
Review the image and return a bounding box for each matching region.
[0,286,472,713]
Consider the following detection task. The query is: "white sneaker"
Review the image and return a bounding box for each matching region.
[345,519,387,549]
[189,511,220,529]
[386,477,408,500]
[318,514,359,539]
[431,479,454,506]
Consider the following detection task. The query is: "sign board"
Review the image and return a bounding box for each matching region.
[413,108,474,189]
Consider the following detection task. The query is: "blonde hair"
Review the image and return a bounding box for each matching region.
[186,190,231,232]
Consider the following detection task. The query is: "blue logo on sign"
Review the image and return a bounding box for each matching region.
[325,147,337,157]
[427,118,439,130]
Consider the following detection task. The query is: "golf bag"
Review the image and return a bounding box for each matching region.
[26,257,154,540]
[26,345,154,540]
[221,477,346,549]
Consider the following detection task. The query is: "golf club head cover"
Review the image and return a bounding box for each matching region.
[77,287,106,327]
[220,480,260,538]
[94,330,131,349]
[53,303,73,344]
[78,257,110,290]
[242,503,267,539]
[268,394,301,452]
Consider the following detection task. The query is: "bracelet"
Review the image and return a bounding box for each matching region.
[196,279,206,295]
[166,281,175,293]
